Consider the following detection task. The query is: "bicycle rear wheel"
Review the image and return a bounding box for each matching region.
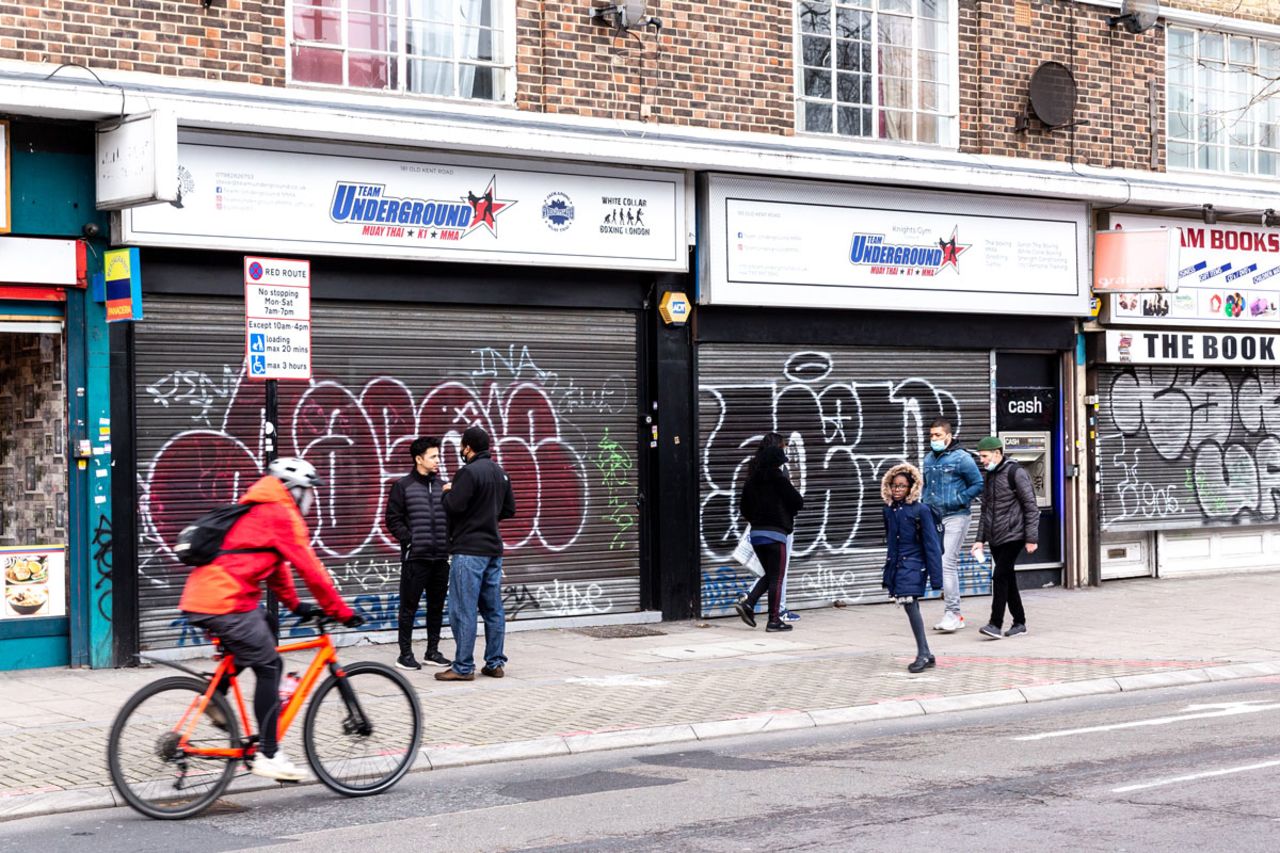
[107,675,240,820]
[303,661,422,796]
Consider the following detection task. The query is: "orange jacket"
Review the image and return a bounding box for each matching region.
[179,476,355,620]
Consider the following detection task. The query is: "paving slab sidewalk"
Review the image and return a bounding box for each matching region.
[3,571,1279,821]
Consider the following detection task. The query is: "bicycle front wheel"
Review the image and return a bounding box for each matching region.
[107,675,240,820]
[303,661,422,796]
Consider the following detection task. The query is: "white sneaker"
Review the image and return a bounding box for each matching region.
[934,612,964,633]
[252,750,306,782]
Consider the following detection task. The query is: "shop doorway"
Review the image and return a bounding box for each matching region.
[0,325,70,665]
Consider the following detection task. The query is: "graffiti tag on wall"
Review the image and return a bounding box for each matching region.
[138,342,640,647]
[699,350,992,610]
[1102,366,1280,527]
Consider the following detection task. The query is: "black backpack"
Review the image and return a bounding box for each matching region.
[174,503,276,567]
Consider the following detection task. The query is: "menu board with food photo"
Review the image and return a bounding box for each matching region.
[2,546,66,620]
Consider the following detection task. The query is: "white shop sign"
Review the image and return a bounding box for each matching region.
[1103,215,1280,329]
[244,256,312,380]
[122,137,686,272]
[95,111,179,210]
[1104,329,1280,365]
[702,174,1088,316]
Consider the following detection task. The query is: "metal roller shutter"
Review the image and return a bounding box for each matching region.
[698,345,992,617]
[1096,364,1280,533]
[135,295,641,652]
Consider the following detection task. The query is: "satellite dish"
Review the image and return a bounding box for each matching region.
[1026,62,1078,130]
[1109,0,1160,34]
[592,1,652,30]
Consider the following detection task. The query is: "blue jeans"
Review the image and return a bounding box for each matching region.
[447,554,507,675]
[941,513,971,615]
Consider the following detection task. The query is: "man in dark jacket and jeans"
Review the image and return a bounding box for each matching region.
[971,435,1040,639]
[436,425,517,682]
[385,436,452,670]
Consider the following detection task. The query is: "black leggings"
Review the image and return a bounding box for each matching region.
[190,609,286,758]
[245,658,284,758]
[746,540,788,624]
[903,600,930,658]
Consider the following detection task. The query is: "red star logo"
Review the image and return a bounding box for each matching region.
[462,177,516,237]
[936,228,971,272]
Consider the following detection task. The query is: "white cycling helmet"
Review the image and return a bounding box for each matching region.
[267,457,323,489]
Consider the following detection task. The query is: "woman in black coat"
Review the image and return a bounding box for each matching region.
[881,463,944,672]
[735,444,804,632]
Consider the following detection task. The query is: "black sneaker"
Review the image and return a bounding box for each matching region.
[978,624,1003,640]
[1004,623,1028,638]
[395,653,422,671]
[734,598,757,628]
[765,621,793,632]
[423,649,452,667]
[907,655,936,674]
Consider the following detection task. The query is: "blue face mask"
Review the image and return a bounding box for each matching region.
[930,439,947,453]
[985,460,999,472]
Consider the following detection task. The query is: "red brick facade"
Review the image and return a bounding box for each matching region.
[1,0,1268,172]
[958,0,1165,171]
[515,1,794,134]
[0,0,285,85]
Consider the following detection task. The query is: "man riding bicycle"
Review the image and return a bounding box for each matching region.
[179,457,362,782]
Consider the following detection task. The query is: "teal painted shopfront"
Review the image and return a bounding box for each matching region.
[0,119,113,670]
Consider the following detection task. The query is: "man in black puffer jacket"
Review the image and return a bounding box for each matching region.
[970,435,1040,640]
[386,436,452,670]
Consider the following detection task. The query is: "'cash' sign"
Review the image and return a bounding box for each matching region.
[1104,329,1280,365]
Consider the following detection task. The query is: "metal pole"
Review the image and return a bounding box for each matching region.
[264,378,279,638]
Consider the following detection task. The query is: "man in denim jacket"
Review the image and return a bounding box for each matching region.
[921,417,984,632]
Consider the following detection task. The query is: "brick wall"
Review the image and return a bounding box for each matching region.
[959,0,1164,171]
[0,0,285,85]
[516,1,794,134]
[1166,0,1279,25]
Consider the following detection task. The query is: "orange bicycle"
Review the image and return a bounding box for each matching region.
[107,615,422,819]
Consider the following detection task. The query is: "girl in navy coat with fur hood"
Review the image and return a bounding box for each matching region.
[881,462,944,673]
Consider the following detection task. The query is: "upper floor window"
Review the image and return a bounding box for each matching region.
[796,1,954,146]
[290,1,509,101]
[1167,26,1280,177]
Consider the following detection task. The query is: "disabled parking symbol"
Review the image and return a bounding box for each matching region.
[249,333,266,353]
[249,354,267,376]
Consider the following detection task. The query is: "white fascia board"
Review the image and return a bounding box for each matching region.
[1,60,1277,213]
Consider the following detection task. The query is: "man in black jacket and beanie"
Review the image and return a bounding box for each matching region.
[436,425,517,682]
[386,436,452,670]
[971,435,1040,640]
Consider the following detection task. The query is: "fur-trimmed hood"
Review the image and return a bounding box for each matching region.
[881,462,924,505]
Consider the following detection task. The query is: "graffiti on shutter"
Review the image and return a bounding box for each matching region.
[1097,366,1280,531]
[698,346,992,616]
[135,297,640,652]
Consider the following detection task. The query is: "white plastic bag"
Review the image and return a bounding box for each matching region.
[732,527,766,577]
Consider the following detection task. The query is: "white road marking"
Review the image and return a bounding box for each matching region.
[1013,701,1280,741]
[564,675,669,687]
[1113,758,1280,793]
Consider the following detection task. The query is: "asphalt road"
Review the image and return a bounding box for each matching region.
[5,678,1279,852]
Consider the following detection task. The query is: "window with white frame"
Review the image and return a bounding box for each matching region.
[796,1,954,145]
[1167,26,1280,177]
[290,1,509,101]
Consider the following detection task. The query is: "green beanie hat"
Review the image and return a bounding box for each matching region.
[977,436,1004,452]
